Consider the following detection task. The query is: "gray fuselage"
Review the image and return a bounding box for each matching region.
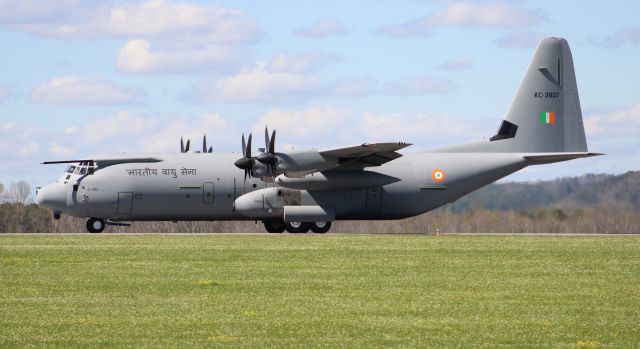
[38,151,527,222]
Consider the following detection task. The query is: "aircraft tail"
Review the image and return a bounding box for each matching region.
[438,37,591,154]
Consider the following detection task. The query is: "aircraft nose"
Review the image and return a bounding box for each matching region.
[35,183,67,210]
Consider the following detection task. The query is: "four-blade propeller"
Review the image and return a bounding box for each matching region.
[257,127,278,174]
[234,133,255,183]
[180,135,212,153]
[180,128,276,183]
[233,127,279,183]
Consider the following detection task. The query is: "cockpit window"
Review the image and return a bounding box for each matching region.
[74,167,80,174]
[79,168,87,175]
[66,166,76,173]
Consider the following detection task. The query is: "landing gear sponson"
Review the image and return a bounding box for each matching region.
[263,219,332,234]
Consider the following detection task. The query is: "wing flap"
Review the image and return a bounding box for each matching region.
[320,142,411,169]
[42,156,163,166]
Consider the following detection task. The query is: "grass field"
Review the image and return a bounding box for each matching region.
[1,235,639,348]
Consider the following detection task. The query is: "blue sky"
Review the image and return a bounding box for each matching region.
[1,0,639,189]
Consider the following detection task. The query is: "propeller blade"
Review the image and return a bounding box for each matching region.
[264,127,270,152]
[203,134,207,153]
[208,146,213,153]
[269,129,276,153]
[241,134,246,157]
[246,133,252,158]
[185,139,190,152]
[180,137,185,153]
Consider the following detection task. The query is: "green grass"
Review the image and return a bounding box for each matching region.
[1,235,639,348]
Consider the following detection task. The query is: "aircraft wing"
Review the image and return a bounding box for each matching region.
[319,142,411,169]
[42,155,163,166]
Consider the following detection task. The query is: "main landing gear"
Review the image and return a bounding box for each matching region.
[86,218,105,233]
[263,219,332,234]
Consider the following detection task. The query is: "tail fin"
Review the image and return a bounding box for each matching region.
[500,37,587,152]
[438,37,589,154]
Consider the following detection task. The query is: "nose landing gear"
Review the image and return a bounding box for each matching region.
[86,218,105,233]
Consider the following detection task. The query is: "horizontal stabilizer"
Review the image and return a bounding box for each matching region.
[523,152,603,165]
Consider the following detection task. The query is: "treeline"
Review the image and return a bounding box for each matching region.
[450,171,640,212]
[1,203,638,234]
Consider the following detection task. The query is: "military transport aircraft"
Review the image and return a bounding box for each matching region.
[36,37,600,233]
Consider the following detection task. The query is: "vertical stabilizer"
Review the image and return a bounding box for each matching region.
[501,37,587,152]
[437,37,589,154]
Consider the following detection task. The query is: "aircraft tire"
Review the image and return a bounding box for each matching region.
[310,221,332,234]
[86,218,105,233]
[285,221,310,234]
[264,219,285,233]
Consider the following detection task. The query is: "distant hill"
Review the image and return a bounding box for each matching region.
[445,171,640,212]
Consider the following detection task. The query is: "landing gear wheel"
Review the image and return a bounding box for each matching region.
[310,221,332,234]
[86,218,105,233]
[285,221,310,234]
[264,219,285,233]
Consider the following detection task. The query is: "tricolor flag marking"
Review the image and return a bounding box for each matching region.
[540,111,555,124]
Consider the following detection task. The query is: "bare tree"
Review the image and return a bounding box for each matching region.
[7,181,31,204]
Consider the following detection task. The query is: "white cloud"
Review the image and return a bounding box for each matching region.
[598,26,640,48]
[584,103,640,137]
[333,76,457,97]
[0,0,262,44]
[193,68,322,103]
[360,112,486,145]
[0,122,40,157]
[495,31,545,48]
[379,2,546,37]
[295,18,348,38]
[49,143,75,157]
[116,39,246,74]
[253,107,353,144]
[383,76,457,95]
[64,126,77,135]
[439,57,474,71]
[139,113,237,153]
[0,84,11,102]
[31,76,144,105]
[79,111,156,144]
[332,78,379,97]
[267,51,339,74]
